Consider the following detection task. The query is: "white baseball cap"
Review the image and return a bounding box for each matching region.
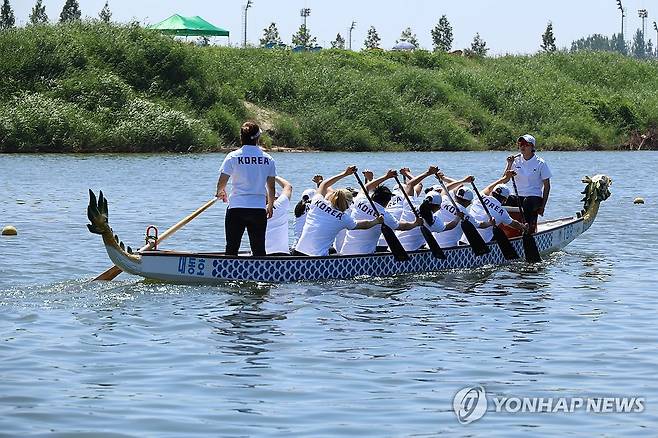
[518,134,536,146]
[425,190,442,206]
[493,184,511,199]
[455,186,474,202]
[301,189,316,200]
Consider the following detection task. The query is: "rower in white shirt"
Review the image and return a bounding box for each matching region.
[294,166,383,257]
[341,169,422,255]
[265,176,293,255]
[466,172,527,243]
[397,190,461,251]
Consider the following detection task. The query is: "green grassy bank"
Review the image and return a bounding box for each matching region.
[1,22,657,153]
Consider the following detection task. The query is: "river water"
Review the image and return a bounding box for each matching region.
[0,151,656,436]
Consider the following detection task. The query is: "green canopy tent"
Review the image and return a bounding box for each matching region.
[147,14,229,37]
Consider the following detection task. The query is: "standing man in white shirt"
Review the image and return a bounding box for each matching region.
[215,121,276,256]
[265,176,293,255]
[503,134,552,232]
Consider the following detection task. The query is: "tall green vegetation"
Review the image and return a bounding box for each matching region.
[541,22,557,52]
[29,0,48,25]
[98,1,111,23]
[291,24,316,49]
[331,33,345,49]
[431,15,453,52]
[59,0,80,23]
[260,22,282,47]
[364,26,380,50]
[466,33,488,57]
[1,22,658,153]
[0,0,15,29]
[397,27,419,48]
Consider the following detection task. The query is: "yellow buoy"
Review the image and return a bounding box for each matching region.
[634,197,645,205]
[1,225,18,236]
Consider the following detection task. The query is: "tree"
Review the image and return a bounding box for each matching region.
[646,39,654,58]
[331,32,345,49]
[611,32,628,55]
[467,33,489,57]
[0,0,15,29]
[260,22,283,47]
[541,21,557,52]
[397,27,419,48]
[570,34,612,52]
[59,0,81,23]
[98,1,111,23]
[363,26,381,50]
[631,29,646,59]
[29,0,48,24]
[291,24,317,49]
[431,15,453,52]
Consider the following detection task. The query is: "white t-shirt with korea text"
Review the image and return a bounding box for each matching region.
[434,197,477,247]
[395,198,445,251]
[218,145,276,209]
[342,195,399,255]
[466,195,513,243]
[512,154,552,197]
[295,194,358,256]
[265,194,291,254]
[378,188,405,247]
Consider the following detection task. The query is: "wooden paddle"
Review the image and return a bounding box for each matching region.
[393,175,446,259]
[510,176,542,263]
[470,182,520,260]
[436,176,490,257]
[353,173,409,262]
[93,197,218,281]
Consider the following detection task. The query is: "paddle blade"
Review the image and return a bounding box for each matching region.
[421,226,446,259]
[522,233,542,263]
[460,220,490,256]
[381,225,410,262]
[94,266,122,281]
[492,226,520,260]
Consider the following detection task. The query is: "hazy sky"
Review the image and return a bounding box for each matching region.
[11,0,656,54]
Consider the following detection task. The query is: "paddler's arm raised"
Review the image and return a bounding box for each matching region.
[318,165,357,197]
[404,165,438,197]
[365,169,397,193]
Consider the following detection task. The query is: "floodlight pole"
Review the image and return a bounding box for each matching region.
[300,8,311,29]
[349,20,356,51]
[616,0,625,41]
[654,21,658,56]
[638,9,648,41]
[243,0,252,48]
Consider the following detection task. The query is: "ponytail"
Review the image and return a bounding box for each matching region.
[294,199,309,218]
[419,199,435,226]
[328,189,353,212]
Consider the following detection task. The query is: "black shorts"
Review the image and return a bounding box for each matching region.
[504,195,543,231]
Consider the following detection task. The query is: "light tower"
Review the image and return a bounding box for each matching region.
[300,7,311,29]
[348,21,356,50]
[639,9,648,41]
[654,21,658,56]
[242,0,253,48]
[616,0,625,41]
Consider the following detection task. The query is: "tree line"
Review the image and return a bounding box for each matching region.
[1,0,655,59]
[0,0,112,27]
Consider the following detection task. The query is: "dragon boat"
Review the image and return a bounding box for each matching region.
[87,175,611,284]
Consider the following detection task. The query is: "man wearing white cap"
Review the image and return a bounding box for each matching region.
[504,134,552,232]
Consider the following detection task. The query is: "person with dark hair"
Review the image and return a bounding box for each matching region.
[292,174,324,247]
[467,172,528,242]
[215,121,276,256]
[435,183,489,248]
[341,170,422,255]
[397,191,461,251]
[503,134,552,232]
[293,166,383,257]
